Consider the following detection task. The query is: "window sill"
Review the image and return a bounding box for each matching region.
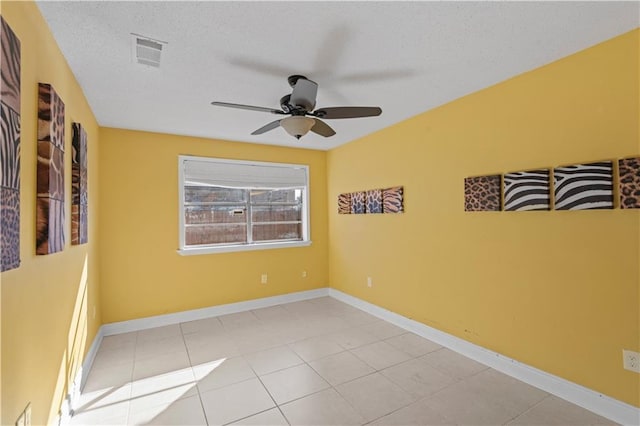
[177,240,312,256]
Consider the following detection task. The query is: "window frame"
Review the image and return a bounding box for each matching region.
[177,155,311,255]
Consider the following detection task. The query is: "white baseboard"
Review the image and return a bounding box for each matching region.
[329,288,640,426]
[67,286,638,426]
[101,287,329,336]
[77,326,104,394]
[60,326,104,424]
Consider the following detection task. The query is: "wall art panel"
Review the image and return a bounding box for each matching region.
[1,17,21,271]
[351,191,366,214]
[554,161,613,210]
[1,188,20,271]
[0,17,21,112]
[72,123,88,244]
[366,189,383,213]
[36,83,65,255]
[619,157,640,209]
[36,198,65,254]
[338,193,351,214]
[382,186,404,213]
[503,169,550,211]
[464,175,501,211]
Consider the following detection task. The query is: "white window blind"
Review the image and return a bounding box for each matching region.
[178,155,311,255]
[183,157,308,189]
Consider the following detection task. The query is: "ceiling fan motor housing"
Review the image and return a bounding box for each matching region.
[287,74,307,88]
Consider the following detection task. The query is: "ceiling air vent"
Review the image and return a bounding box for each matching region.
[131,34,167,68]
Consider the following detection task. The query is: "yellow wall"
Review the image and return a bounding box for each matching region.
[1,2,637,423]
[1,3,102,425]
[327,29,640,407]
[98,128,328,324]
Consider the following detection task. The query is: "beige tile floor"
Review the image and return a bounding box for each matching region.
[71,297,615,425]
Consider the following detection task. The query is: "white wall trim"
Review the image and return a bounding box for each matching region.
[77,326,104,394]
[101,288,329,336]
[328,288,640,426]
[60,326,104,425]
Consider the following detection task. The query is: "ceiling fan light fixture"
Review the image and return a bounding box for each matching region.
[280,116,315,139]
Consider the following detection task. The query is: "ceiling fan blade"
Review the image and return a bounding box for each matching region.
[313,106,382,119]
[290,78,318,111]
[310,118,336,137]
[211,101,285,115]
[251,119,282,135]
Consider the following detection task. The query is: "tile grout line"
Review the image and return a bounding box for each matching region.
[243,356,292,426]
[244,330,370,425]
[241,313,456,424]
[501,394,554,425]
[179,322,212,426]
[122,331,140,425]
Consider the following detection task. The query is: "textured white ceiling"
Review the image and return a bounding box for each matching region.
[37,1,638,151]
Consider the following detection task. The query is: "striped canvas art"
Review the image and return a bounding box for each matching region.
[382,186,404,213]
[1,17,21,271]
[503,169,550,211]
[554,161,613,210]
[337,193,351,214]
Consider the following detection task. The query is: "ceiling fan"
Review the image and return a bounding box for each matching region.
[211,75,382,140]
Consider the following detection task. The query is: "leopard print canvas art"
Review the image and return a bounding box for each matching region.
[1,188,20,271]
[36,83,65,255]
[1,17,21,271]
[619,157,640,209]
[366,189,383,213]
[464,175,501,211]
[351,191,365,214]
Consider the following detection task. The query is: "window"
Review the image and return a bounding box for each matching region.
[178,156,310,255]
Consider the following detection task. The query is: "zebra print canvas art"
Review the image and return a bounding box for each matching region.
[1,17,21,271]
[36,83,66,254]
[554,161,613,210]
[503,169,550,211]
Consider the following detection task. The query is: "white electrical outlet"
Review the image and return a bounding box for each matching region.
[623,349,640,373]
[367,277,372,288]
[261,274,268,284]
